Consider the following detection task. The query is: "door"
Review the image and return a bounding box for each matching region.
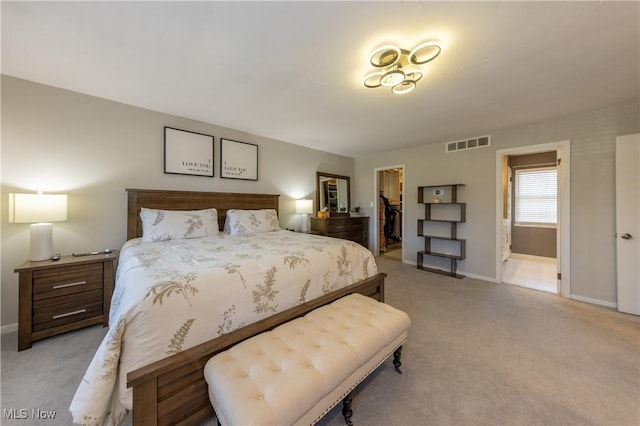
[616,134,640,315]
[555,154,563,294]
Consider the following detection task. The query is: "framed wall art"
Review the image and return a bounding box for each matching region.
[164,127,214,177]
[220,138,259,181]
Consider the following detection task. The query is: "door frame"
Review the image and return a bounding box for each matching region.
[615,133,640,314]
[495,141,571,297]
[373,164,405,258]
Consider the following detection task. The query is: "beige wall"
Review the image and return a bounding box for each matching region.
[354,102,640,305]
[1,75,354,328]
[3,75,638,326]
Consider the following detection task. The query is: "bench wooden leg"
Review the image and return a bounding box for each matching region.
[393,346,403,374]
[342,390,354,426]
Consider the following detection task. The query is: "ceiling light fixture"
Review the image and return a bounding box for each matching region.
[363,41,441,95]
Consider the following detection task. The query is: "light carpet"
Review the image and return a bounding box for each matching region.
[2,257,638,425]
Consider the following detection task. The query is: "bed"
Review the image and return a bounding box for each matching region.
[70,188,386,426]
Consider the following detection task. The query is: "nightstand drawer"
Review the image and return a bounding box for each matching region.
[33,292,103,330]
[33,264,103,297]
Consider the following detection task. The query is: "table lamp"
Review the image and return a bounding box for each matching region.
[295,199,313,233]
[9,192,68,261]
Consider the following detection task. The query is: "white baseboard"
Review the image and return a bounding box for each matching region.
[389,257,616,309]
[400,259,497,283]
[402,259,417,266]
[387,256,617,309]
[570,294,617,308]
[1,323,18,334]
[462,271,498,283]
[509,253,556,263]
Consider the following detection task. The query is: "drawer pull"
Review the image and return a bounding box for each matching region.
[53,309,87,319]
[53,280,87,289]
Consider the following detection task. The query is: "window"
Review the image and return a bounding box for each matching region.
[514,167,557,226]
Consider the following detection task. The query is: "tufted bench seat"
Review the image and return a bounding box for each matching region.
[204,293,411,426]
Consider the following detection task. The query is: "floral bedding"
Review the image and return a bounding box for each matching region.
[70,230,377,425]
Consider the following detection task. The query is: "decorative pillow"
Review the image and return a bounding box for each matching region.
[224,209,281,235]
[140,208,219,242]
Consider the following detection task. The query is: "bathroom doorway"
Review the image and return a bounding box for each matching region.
[496,141,571,296]
[503,151,558,293]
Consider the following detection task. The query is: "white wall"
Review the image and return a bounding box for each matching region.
[0,75,354,327]
[354,102,640,305]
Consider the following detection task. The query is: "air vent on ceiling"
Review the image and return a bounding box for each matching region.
[445,135,491,153]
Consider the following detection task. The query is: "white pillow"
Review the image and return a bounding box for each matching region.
[140,208,219,242]
[224,209,280,235]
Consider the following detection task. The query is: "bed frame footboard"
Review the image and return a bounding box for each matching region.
[127,273,386,426]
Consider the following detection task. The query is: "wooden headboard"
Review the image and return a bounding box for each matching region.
[126,188,280,240]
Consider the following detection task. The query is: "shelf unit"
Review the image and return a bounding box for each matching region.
[417,184,466,278]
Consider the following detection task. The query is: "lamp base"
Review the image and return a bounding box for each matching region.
[30,223,53,261]
[300,213,309,233]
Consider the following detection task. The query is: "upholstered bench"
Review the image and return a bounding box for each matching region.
[204,293,411,426]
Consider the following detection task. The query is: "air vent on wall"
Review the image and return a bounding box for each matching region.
[445,135,491,153]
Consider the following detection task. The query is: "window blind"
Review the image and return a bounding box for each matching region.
[514,167,557,225]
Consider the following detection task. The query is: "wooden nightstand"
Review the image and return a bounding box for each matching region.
[14,252,118,351]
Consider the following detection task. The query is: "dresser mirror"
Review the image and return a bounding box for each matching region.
[316,172,350,216]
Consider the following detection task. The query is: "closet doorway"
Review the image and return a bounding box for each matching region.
[495,141,571,296]
[374,165,404,261]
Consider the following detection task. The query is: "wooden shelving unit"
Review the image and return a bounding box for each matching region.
[417,184,466,278]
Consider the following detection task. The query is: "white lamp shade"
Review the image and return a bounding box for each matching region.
[295,199,313,214]
[9,193,68,261]
[8,193,68,223]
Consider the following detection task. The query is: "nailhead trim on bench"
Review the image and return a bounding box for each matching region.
[310,340,406,425]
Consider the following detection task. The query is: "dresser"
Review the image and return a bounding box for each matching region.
[310,216,369,248]
[14,252,117,351]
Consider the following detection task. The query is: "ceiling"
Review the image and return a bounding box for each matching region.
[2,1,639,157]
